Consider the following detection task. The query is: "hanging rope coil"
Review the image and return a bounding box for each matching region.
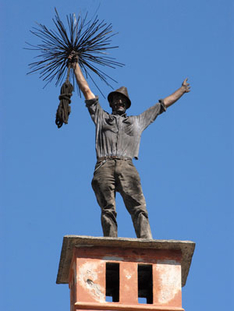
[55,64,74,128]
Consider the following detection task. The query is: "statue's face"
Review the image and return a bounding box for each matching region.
[111,94,127,115]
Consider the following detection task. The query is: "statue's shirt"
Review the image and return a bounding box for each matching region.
[85,97,166,159]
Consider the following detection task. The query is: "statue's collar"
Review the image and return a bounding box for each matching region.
[112,112,127,118]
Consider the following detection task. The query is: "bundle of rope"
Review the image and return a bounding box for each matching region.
[55,65,74,128]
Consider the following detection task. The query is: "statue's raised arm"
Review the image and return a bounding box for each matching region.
[163,78,191,108]
[68,52,95,100]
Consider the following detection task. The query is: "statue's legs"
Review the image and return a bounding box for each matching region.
[92,160,118,237]
[115,160,152,239]
[92,159,152,239]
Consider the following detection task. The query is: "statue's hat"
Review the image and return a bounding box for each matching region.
[108,86,131,109]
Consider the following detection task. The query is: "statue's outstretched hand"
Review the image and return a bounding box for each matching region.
[181,78,191,93]
[68,51,79,69]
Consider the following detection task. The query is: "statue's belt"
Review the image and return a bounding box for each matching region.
[97,156,132,161]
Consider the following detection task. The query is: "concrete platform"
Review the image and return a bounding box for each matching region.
[56,235,195,287]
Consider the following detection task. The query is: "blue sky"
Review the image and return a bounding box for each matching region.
[1,0,233,310]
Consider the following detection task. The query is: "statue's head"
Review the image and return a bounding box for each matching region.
[108,86,131,115]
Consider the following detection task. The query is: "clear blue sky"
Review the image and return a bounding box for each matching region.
[1,0,233,310]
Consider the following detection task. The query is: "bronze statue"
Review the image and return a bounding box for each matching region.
[69,54,190,239]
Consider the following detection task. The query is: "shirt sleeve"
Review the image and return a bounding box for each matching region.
[85,96,104,124]
[137,99,167,132]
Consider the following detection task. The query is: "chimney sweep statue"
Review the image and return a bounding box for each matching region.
[69,53,191,239]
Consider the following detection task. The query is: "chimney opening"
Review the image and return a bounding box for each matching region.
[138,264,153,304]
[106,262,119,302]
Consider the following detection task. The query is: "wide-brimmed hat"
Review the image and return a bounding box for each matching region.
[108,86,131,109]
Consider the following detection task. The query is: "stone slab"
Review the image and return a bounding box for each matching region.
[56,235,195,287]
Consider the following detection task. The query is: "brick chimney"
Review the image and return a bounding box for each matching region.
[57,236,195,311]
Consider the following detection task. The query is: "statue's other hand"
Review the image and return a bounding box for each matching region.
[182,78,191,93]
